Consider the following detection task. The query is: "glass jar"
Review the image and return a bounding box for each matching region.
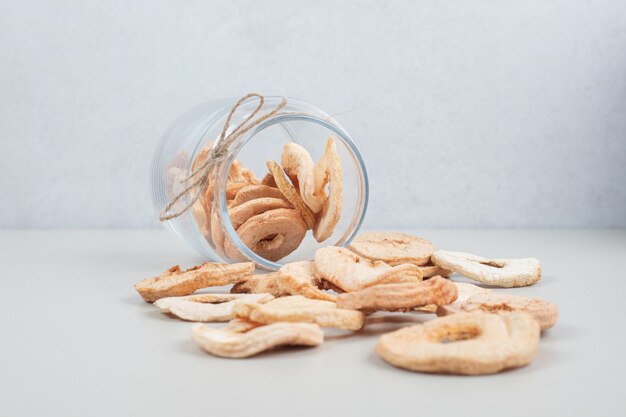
[151,96,369,270]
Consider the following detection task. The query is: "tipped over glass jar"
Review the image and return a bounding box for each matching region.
[151,95,369,270]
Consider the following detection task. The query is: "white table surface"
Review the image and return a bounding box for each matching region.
[1,229,624,417]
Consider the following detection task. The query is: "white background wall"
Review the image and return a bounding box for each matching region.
[1,0,625,229]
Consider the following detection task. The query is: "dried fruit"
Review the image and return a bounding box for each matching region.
[336,276,457,312]
[154,293,274,322]
[134,262,255,302]
[232,262,337,302]
[349,232,434,266]
[432,251,541,287]
[281,142,324,213]
[314,246,423,292]
[225,181,249,200]
[228,160,260,184]
[227,197,293,230]
[210,209,227,256]
[231,273,284,296]
[199,159,261,250]
[229,184,287,208]
[437,292,559,330]
[266,160,315,229]
[225,208,307,262]
[234,295,365,331]
[191,200,209,238]
[312,138,343,242]
[277,261,337,301]
[376,312,540,375]
[192,321,324,358]
[417,281,491,313]
[190,138,345,260]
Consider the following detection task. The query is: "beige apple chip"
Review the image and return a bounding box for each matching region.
[266,160,315,229]
[134,262,254,303]
[227,197,293,230]
[349,232,434,266]
[229,184,287,208]
[233,295,365,331]
[432,250,541,288]
[154,293,274,322]
[314,246,423,292]
[312,138,343,242]
[376,312,540,375]
[224,208,308,262]
[417,281,492,313]
[192,321,324,358]
[336,276,458,312]
[281,142,324,213]
[437,292,559,331]
[232,261,337,302]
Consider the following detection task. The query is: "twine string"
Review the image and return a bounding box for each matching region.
[159,93,287,221]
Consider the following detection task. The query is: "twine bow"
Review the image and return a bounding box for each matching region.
[159,93,288,221]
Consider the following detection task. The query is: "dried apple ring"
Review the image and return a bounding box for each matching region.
[134,261,254,303]
[314,246,423,292]
[192,321,324,358]
[277,261,337,302]
[313,138,343,242]
[431,250,541,288]
[417,281,491,313]
[281,142,324,213]
[226,208,308,262]
[233,295,365,331]
[229,184,287,208]
[154,293,274,322]
[336,276,457,312]
[225,182,248,200]
[266,160,315,229]
[197,159,259,236]
[231,272,284,296]
[227,197,293,230]
[232,262,337,302]
[437,292,559,330]
[376,312,540,375]
[348,232,434,266]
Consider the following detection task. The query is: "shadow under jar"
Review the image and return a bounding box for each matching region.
[151,96,369,270]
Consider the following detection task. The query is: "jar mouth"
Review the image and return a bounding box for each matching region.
[215,107,369,270]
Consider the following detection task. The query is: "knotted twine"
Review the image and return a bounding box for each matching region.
[159,93,288,222]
